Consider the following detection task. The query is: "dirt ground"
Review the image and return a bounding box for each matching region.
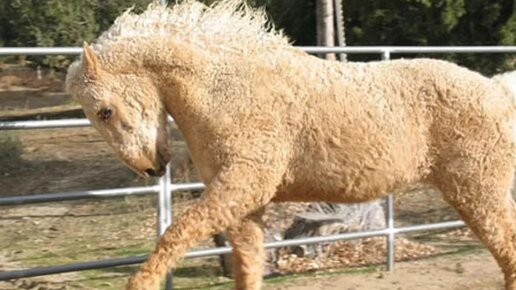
[267,250,504,290]
[0,65,510,290]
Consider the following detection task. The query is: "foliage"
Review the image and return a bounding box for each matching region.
[1,0,515,74]
[0,0,149,70]
[248,0,516,74]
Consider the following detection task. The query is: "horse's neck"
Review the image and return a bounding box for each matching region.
[141,46,220,154]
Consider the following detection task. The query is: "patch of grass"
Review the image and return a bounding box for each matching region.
[262,263,380,287]
[79,267,138,290]
[112,242,153,257]
[172,258,232,289]
[0,131,23,168]
[76,258,232,290]
[22,251,65,265]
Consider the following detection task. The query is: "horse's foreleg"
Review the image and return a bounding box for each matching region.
[125,161,283,290]
[228,208,266,290]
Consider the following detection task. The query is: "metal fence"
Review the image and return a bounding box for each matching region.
[1,45,516,288]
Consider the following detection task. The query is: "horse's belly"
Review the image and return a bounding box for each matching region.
[275,165,395,203]
[276,138,426,203]
[273,175,391,203]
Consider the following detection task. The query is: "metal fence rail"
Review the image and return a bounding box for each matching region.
[1,46,514,288]
[2,45,516,56]
[0,220,465,281]
[0,118,90,130]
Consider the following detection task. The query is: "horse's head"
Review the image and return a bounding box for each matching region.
[65,43,171,177]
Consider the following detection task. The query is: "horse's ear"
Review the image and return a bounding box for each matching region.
[82,42,99,80]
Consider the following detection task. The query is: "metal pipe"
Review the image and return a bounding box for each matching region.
[164,164,173,228]
[0,119,90,130]
[0,186,159,206]
[156,164,173,235]
[267,229,389,248]
[171,182,205,192]
[395,220,465,234]
[299,46,516,54]
[380,51,395,272]
[0,220,465,281]
[386,195,395,271]
[382,50,391,61]
[159,164,174,289]
[0,47,82,56]
[0,118,177,130]
[0,255,147,280]
[2,46,516,57]
[157,171,172,235]
[0,182,204,206]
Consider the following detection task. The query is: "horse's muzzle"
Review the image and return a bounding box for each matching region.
[145,150,170,177]
[145,167,165,177]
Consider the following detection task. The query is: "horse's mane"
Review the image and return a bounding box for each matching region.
[93,0,289,53]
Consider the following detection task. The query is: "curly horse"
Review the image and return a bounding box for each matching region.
[65,1,516,289]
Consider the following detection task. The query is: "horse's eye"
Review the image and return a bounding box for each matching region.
[99,107,113,121]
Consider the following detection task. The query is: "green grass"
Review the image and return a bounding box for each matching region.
[0,131,22,166]
[263,265,380,286]
[112,242,154,257]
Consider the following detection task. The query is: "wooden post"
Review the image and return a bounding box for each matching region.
[316,0,336,60]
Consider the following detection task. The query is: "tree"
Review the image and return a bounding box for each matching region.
[0,0,150,69]
[344,0,515,73]
[1,0,515,73]
[251,0,516,74]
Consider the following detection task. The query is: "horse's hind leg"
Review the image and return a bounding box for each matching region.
[433,153,516,289]
[227,208,265,290]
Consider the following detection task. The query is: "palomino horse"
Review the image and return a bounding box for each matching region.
[66,1,516,289]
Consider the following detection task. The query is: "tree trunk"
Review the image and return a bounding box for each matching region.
[316,0,336,60]
[283,202,386,258]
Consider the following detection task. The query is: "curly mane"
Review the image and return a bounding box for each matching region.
[93,0,290,54]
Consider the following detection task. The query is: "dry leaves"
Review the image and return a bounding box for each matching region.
[276,237,438,273]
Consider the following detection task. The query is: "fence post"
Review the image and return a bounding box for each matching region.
[381,50,395,272]
[158,163,173,289]
[385,194,395,271]
[157,8,171,289]
[382,50,391,61]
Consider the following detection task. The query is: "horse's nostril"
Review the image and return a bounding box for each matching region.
[145,168,156,176]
